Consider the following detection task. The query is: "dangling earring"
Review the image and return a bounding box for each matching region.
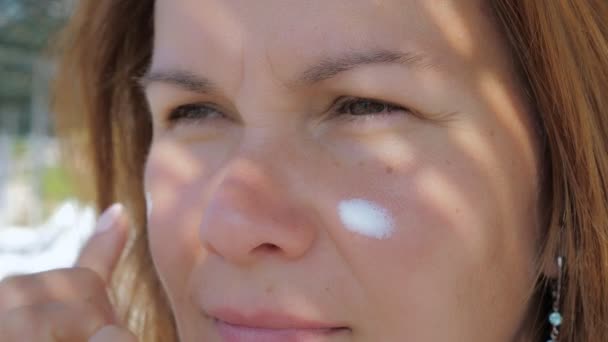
[547,255,563,342]
[548,210,566,342]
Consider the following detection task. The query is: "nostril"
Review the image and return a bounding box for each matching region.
[254,243,280,253]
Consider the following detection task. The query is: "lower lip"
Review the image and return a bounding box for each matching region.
[215,320,347,342]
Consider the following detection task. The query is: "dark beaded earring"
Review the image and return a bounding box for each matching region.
[547,255,563,342]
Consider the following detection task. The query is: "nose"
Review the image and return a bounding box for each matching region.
[199,157,317,266]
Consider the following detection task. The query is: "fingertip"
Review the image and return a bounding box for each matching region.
[95,203,125,236]
[76,203,130,283]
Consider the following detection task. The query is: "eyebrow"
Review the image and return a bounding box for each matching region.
[293,49,434,86]
[137,48,435,93]
[137,69,219,94]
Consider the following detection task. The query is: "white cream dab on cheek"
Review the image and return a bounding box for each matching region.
[338,198,395,239]
[145,191,153,218]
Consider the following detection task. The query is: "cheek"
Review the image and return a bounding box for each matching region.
[144,140,208,303]
[332,127,538,334]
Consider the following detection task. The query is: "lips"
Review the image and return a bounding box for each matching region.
[209,308,350,342]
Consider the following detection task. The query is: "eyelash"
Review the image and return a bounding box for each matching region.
[332,96,408,120]
[166,96,408,126]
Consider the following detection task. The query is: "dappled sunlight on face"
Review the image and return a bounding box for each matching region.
[141,0,543,341]
[421,0,476,58]
[344,132,415,169]
[476,69,540,170]
[144,139,210,299]
[414,167,483,245]
[145,139,204,220]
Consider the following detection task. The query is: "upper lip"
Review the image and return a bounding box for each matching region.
[208,307,348,330]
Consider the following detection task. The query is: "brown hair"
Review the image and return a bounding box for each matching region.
[51,1,608,341]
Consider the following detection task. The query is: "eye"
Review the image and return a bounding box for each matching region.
[334,97,408,118]
[164,97,410,128]
[166,103,225,126]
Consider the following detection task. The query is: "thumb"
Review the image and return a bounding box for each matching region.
[89,325,138,342]
[76,203,129,284]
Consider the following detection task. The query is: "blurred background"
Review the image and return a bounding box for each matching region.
[0,0,95,280]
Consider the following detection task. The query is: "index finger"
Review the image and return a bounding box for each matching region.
[75,203,129,284]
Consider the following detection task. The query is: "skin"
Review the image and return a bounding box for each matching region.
[143,0,544,341]
[0,0,544,341]
[0,205,136,341]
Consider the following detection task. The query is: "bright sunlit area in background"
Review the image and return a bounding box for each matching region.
[0,0,95,280]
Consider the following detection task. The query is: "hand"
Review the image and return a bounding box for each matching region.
[0,203,138,341]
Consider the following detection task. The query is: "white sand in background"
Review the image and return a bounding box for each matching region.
[0,200,95,280]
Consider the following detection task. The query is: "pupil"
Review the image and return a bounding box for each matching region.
[189,106,205,117]
[351,101,385,115]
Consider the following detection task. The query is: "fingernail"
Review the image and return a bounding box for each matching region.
[95,203,124,235]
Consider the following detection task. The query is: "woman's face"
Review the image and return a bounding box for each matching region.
[143,0,542,341]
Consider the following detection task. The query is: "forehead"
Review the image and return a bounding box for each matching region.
[151,0,500,88]
[153,1,492,50]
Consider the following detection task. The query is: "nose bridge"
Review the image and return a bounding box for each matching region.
[199,147,318,265]
[230,36,305,122]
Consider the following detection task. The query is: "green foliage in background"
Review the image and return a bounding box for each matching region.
[41,165,73,204]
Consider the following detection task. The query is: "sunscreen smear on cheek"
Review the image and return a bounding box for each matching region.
[338,198,395,239]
